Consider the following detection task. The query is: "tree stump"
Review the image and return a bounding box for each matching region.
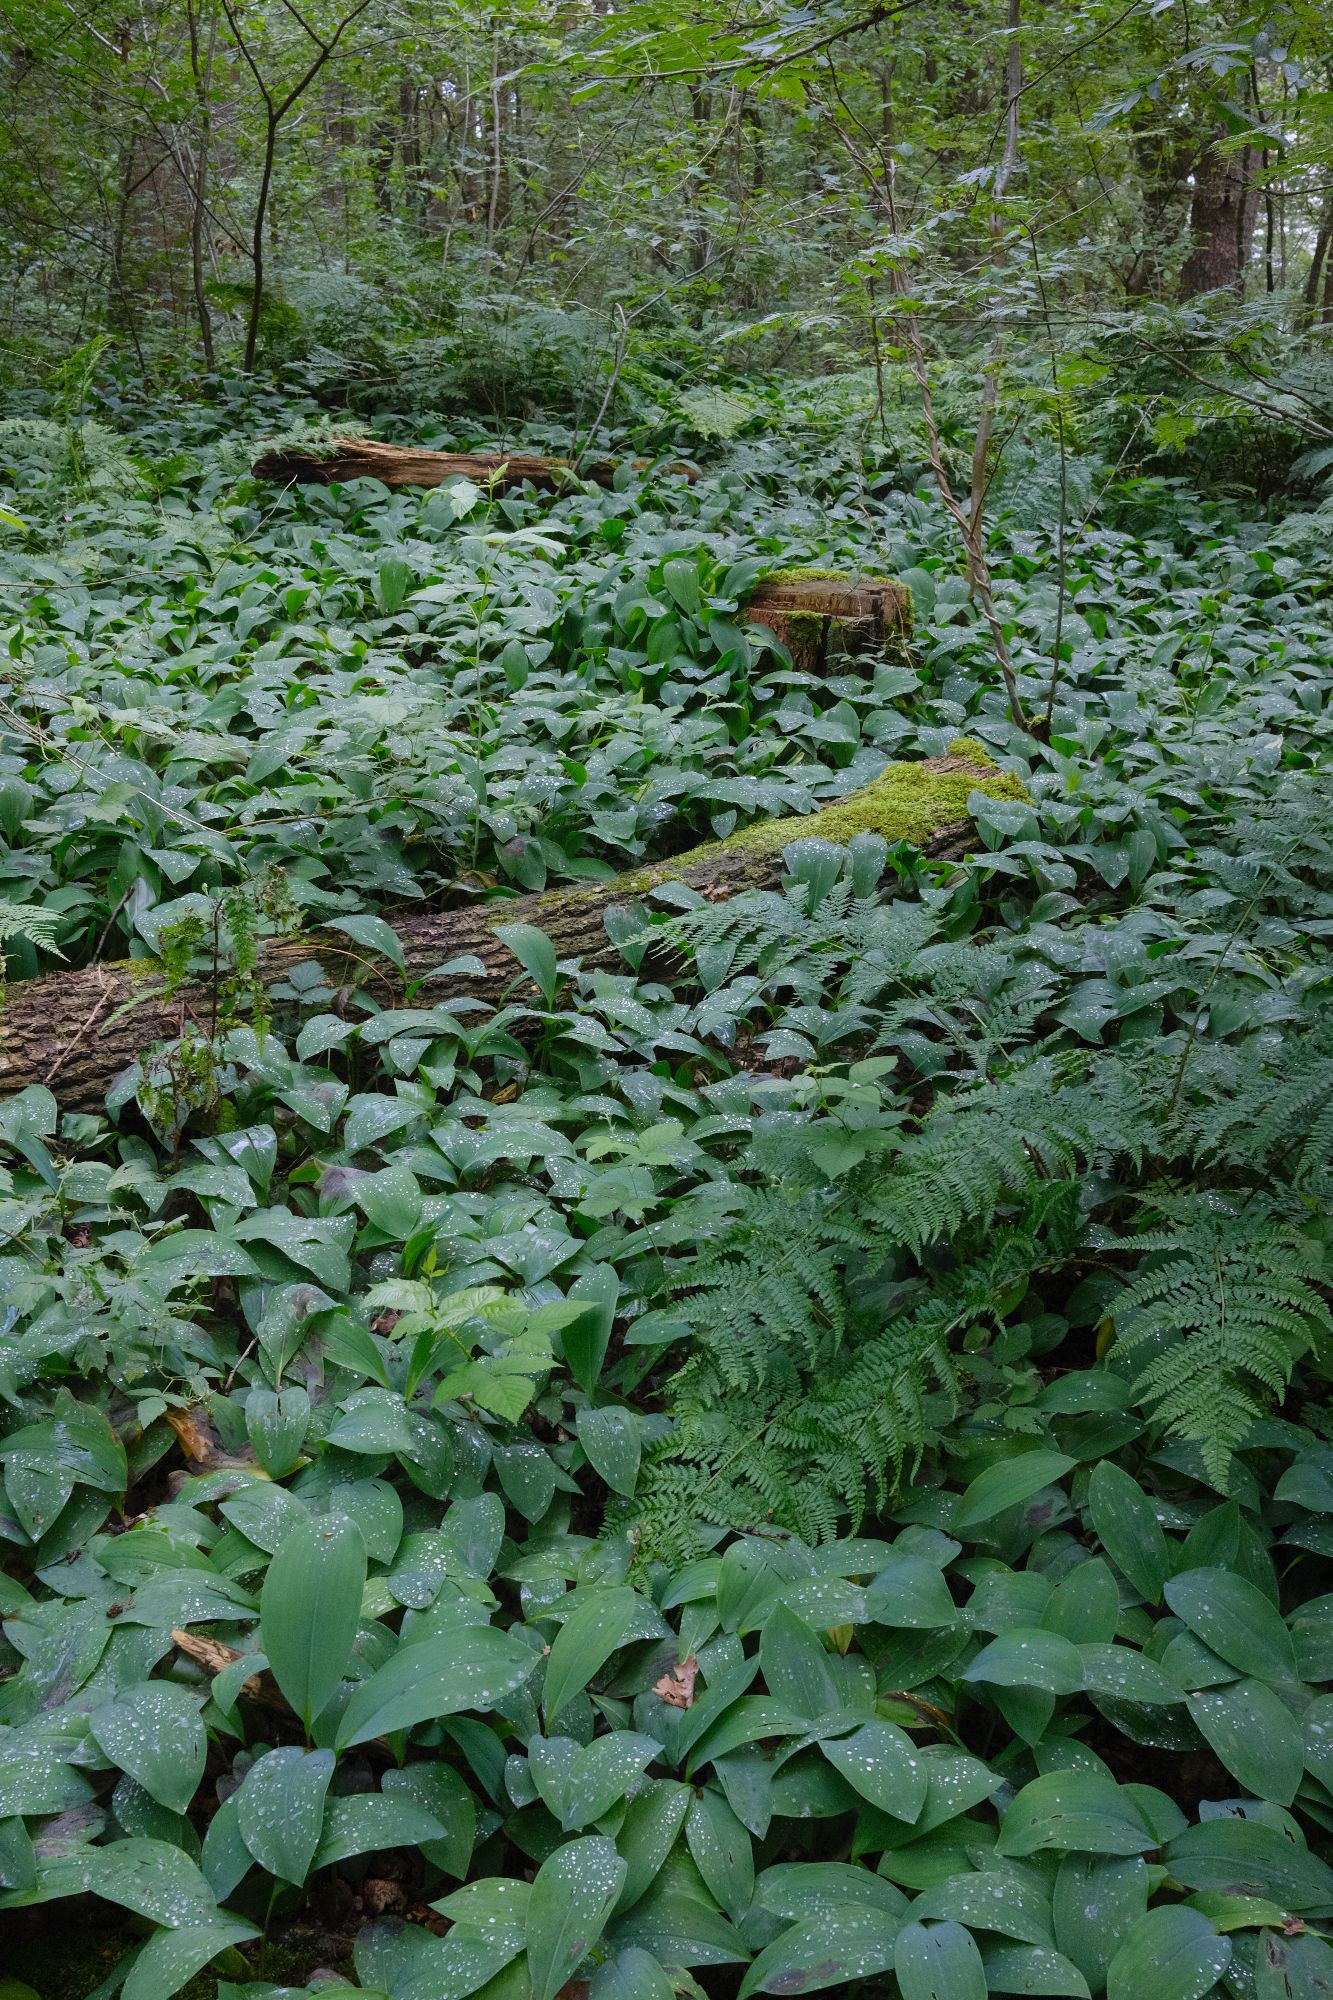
[742,570,914,673]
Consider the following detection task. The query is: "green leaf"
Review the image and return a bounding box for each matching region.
[245,1386,310,1477]
[313,1794,448,1868]
[981,1944,1091,1996]
[563,1266,619,1394]
[495,922,560,1005]
[759,1603,841,1721]
[1187,1679,1305,1804]
[685,1790,755,1920]
[865,1556,960,1629]
[956,1452,1074,1530]
[998,1774,1156,1858]
[326,913,407,973]
[1052,1854,1147,1991]
[963,1629,1085,1695]
[1164,1570,1297,1683]
[1086,1462,1170,1602]
[525,1835,627,2000]
[560,1733,659,1830]
[235,1747,334,1884]
[1164,1819,1333,1910]
[543,1586,637,1726]
[1105,1906,1231,2000]
[822,1719,927,1822]
[589,1948,677,2000]
[122,1918,258,2000]
[894,1920,988,2000]
[577,1406,641,1496]
[336,1625,536,1749]
[739,1907,903,1997]
[260,1513,366,1730]
[90,1683,206,1815]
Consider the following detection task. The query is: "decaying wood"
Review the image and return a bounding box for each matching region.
[251,435,697,491]
[743,573,913,673]
[2,755,1009,1112]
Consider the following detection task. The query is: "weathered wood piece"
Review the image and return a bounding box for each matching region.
[2,753,1022,1111]
[743,570,914,673]
[251,436,698,491]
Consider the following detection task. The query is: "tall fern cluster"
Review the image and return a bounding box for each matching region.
[635,778,1333,1560]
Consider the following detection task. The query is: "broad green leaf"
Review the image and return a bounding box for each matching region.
[821,1719,927,1822]
[963,1629,1085,1695]
[998,1773,1156,1858]
[495,923,559,1005]
[894,1919,988,2000]
[236,1747,334,1884]
[589,1948,676,2000]
[543,1586,637,1726]
[981,1943,1091,1996]
[525,1835,627,2000]
[90,1683,206,1815]
[685,1789,754,1920]
[956,1453,1074,1530]
[1052,1854,1147,1990]
[1164,1571,1297,1683]
[865,1556,960,1629]
[122,1918,258,2000]
[1164,1820,1333,1910]
[759,1603,841,1721]
[336,1626,536,1749]
[560,1733,659,1830]
[326,913,406,973]
[313,1794,447,1868]
[1106,1906,1231,2000]
[1087,1462,1170,1602]
[1187,1679,1305,1804]
[577,1406,641,1496]
[739,1907,903,1998]
[260,1513,366,1729]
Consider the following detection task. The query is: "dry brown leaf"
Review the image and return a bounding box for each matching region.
[165,1405,216,1462]
[652,1655,699,1709]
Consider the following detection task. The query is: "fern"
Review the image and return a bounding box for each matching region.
[1110,1193,1333,1486]
[0,902,65,957]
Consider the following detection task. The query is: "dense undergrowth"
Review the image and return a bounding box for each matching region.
[0,372,1332,2000]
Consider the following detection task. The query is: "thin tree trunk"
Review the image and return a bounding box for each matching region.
[2,756,1009,1112]
[185,0,218,367]
[966,0,1022,593]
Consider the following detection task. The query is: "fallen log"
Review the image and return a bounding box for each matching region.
[743,569,913,673]
[251,435,698,492]
[2,752,1022,1112]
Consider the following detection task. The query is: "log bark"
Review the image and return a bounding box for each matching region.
[251,436,698,492]
[2,754,1018,1113]
[743,574,913,672]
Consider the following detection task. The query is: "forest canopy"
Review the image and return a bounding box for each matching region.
[2,5,1333,2000]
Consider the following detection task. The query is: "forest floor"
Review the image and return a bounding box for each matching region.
[0,389,1331,2000]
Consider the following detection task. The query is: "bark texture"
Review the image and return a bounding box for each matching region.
[3,754,1021,1113]
[742,574,914,672]
[251,436,698,491]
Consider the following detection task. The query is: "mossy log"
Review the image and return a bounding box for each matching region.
[743,570,914,673]
[251,436,698,492]
[1,753,1022,1112]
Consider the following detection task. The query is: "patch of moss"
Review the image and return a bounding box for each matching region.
[681,755,1026,866]
[762,565,894,585]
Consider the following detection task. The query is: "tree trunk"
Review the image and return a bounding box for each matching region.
[2,755,1018,1113]
[251,437,699,490]
[1179,132,1258,298]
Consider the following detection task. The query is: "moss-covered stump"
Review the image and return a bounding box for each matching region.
[251,437,698,493]
[743,568,914,673]
[1,752,1023,1112]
